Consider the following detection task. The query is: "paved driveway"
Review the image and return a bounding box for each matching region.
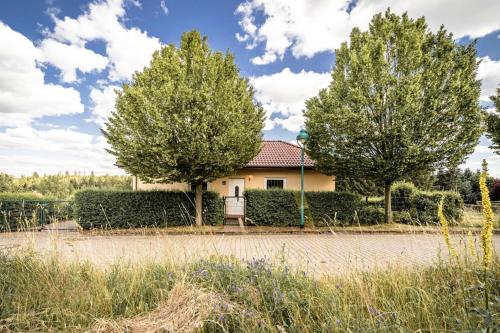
[0,230,498,276]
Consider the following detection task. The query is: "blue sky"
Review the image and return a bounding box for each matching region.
[0,0,499,176]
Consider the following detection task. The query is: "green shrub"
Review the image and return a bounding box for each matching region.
[74,190,223,229]
[391,182,417,198]
[305,191,363,225]
[358,206,385,224]
[391,182,417,211]
[388,182,464,225]
[393,211,413,224]
[244,190,299,226]
[408,191,463,225]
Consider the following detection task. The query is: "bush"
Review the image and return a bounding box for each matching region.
[305,191,363,225]
[393,211,413,224]
[408,191,463,225]
[244,190,299,226]
[74,190,223,229]
[391,182,417,211]
[358,206,385,224]
[0,192,72,231]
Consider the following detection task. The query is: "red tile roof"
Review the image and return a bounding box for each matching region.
[245,140,315,168]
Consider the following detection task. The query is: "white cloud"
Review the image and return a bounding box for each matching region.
[236,0,500,65]
[38,38,108,82]
[477,56,500,102]
[45,0,161,81]
[250,68,331,131]
[0,22,84,127]
[251,52,277,65]
[462,137,500,177]
[88,85,120,125]
[160,0,169,15]
[0,126,123,176]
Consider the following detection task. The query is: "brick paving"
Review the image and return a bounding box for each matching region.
[0,230,498,276]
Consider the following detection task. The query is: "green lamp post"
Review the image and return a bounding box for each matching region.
[296,129,310,229]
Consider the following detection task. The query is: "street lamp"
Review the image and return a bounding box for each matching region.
[296,129,310,229]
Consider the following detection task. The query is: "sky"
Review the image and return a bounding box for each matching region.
[0,0,499,177]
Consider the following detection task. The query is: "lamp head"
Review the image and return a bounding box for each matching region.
[296,129,310,147]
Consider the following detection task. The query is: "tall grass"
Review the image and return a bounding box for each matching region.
[0,251,498,332]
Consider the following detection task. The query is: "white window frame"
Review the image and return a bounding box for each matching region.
[264,177,287,190]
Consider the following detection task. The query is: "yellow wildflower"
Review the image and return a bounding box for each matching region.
[479,160,494,271]
[438,196,457,258]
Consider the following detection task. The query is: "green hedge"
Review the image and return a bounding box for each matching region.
[244,190,299,226]
[74,190,223,229]
[305,191,364,225]
[245,186,463,226]
[244,190,380,226]
[0,192,73,232]
[385,182,464,224]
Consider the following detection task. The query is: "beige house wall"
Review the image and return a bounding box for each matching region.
[134,178,190,191]
[134,168,335,196]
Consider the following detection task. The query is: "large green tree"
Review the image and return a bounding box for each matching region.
[305,11,482,222]
[486,87,500,154]
[103,31,265,225]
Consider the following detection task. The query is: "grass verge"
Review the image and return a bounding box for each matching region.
[79,222,498,236]
[0,252,498,332]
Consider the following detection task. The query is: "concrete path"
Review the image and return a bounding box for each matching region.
[0,230,498,276]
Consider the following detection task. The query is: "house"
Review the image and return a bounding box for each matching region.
[132,140,335,217]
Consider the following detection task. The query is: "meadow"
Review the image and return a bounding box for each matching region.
[0,248,498,332]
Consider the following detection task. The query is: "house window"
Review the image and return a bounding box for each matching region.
[266,178,285,190]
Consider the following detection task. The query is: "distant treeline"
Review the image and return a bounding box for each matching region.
[0,172,132,199]
[336,167,498,204]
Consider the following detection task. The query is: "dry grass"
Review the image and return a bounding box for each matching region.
[89,283,239,333]
[462,205,500,228]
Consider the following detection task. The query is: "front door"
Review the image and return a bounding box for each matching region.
[226,178,245,216]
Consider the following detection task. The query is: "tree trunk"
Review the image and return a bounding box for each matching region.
[384,182,393,223]
[195,183,203,226]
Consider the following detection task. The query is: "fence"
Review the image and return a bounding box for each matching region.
[0,200,73,232]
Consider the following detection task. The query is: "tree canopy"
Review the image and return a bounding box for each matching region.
[304,10,482,222]
[486,87,500,154]
[0,172,131,199]
[103,31,265,225]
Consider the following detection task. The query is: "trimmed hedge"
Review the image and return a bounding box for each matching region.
[74,190,223,229]
[244,187,463,226]
[0,192,73,231]
[244,190,299,226]
[244,190,380,226]
[305,191,364,225]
